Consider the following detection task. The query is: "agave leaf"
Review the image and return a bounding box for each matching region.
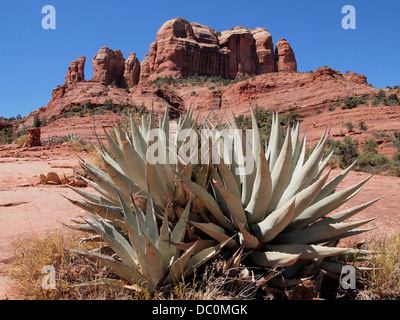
[129,113,147,161]
[158,212,172,270]
[163,241,199,285]
[251,200,296,243]
[245,142,272,224]
[120,140,147,192]
[267,112,284,171]
[67,185,116,207]
[279,132,328,206]
[144,189,160,246]
[117,192,146,263]
[289,175,373,231]
[77,175,120,206]
[142,233,164,285]
[183,240,230,278]
[319,261,369,274]
[291,130,306,175]
[250,250,301,267]
[313,159,358,204]
[250,104,261,166]
[63,222,97,234]
[310,196,384,228]
[212,179,248,229]
[316,228,376,244]
[261,244,350,260]
[145,161,166,210]
[275,218,375,245]
[312,149,334,182]
[178,174,234,233]
[279,171,330,227]
[68,249,145,285]
[103,128,136,178]
[266,127,293,213]
[102,157,141,201]
[84,214,138,270]
[190,221,239,249]
[237,222,259,249]
[216,162,241,201]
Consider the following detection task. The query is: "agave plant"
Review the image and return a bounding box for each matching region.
[65,106,230,290]
[176,108,382,281]
[65,104,381,290]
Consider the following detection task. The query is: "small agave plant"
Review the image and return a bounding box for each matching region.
[65,104,381,291]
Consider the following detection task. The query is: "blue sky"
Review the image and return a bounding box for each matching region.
[0,0,399,118]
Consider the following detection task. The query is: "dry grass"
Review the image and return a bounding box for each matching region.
[356,232,400,300]
[4,231,246,300]
[4,232,137,300]
[5,230,400,300]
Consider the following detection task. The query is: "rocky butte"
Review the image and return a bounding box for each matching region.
[61,17,298,88]
[21,16,387,145]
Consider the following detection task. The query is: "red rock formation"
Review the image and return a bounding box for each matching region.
[140,18,224,82]
[312,66,342,83]
[218,27,259,78]
[123,52,141,87]
[251,28,275,74]
[275,39,297,72]
[92,47,126,86]
[140,17,296,82]
[65,57,86,85]
[24,128,41,147]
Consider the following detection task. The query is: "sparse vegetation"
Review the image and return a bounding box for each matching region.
[148,74,248,88]
[341,97,367,110]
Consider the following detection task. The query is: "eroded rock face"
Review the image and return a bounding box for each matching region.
[275,39,297,72]
[251,27,275,74]
[140,17,297,82]
[92,47,126,86]
[218,27,259,78]
[65,57,86,85]
[123,52,141,87]
[140,18,224,82]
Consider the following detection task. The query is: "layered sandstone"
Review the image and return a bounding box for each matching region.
[92,47,126,86]
[65,56,86,85]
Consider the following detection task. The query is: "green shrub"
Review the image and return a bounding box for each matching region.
[328,136,360,169]
[343,122,354,132]
[70,106,83,113]
[33,114,42,128]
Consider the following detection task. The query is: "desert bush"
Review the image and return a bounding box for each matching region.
[343,122,355,133]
